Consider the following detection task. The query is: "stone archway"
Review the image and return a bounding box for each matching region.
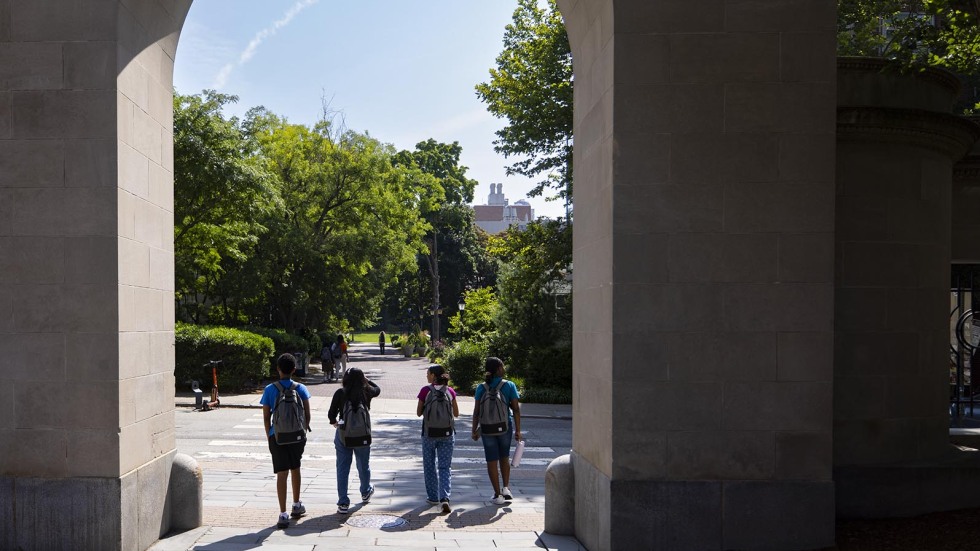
[0,1,841,550]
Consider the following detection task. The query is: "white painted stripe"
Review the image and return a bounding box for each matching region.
[195,451,552,466]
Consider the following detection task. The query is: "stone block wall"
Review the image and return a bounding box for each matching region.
[0,1,191,548]
[565,1,837,549]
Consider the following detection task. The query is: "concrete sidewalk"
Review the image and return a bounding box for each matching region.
[156,342,583,551]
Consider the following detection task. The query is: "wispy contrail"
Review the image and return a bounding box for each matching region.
[213,0,320,88]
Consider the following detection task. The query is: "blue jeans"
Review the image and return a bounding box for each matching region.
[422,435,454,501]
[334,429,372,506]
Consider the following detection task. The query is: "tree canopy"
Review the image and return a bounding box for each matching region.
[475,0,573,206]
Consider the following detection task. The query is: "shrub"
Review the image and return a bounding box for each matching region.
[520,386,573,404]
[445,339,489,395]
[300,328,322,357]
[242,326,308,374]
[175,323,275,392]
[525,344,572,389]
[428,339,448,363]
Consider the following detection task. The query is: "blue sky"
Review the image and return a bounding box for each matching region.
[174,0,565,218]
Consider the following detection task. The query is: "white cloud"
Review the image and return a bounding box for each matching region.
[213,0,320,89]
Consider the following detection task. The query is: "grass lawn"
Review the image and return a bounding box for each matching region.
[349,331,388,343]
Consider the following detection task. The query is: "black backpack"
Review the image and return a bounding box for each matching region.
[422,384,454,438]
[271,381,306,445]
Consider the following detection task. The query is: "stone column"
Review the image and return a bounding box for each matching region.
[953,118,980,264]
[562,1,837,549]
[834,58,980,518]
[0,1,193,550]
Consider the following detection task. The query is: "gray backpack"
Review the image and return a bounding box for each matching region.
[272,382,306,445]
[478,380,509,435]
[340,395,372,448]
[422,385,454,438]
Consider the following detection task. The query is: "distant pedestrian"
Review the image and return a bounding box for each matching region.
[417,365,460,512]
[336,334,349,377]
[260,353,312,529]
[471,357,521,505]
[320,342,336,381]
[378,331,386,355]
[328,367,381,514]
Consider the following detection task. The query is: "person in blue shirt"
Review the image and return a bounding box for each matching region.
[471,357,522,505]
[260,354,312,529]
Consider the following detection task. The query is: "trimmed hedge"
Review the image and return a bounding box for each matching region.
[445,339,489,395]
[175,323,275,392]
[242,326,309,374]
[520,386,573,404]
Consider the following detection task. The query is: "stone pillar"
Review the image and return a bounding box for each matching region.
[562,1,837,549]
[952,118,980,264]
[0,1,193,549]
[834,58,980,518]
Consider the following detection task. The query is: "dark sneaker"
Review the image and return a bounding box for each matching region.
[361,486,375,503]
[337,503,350,514]
[441,499,451,513]
[291,502,306,518]
[276,512,289,529]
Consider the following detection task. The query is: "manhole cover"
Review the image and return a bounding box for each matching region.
[345,514,407,528]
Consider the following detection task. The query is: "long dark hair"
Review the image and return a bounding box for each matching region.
[484,357,504,385]
[343,367,367,403]
[428,364,450,386]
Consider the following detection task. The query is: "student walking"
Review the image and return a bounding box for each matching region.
[416,365,460,513]
[378,331,386,355]
[336,334,349,377]
[328,367,381,514]
[260,354,312,529]
[471,357,522,505]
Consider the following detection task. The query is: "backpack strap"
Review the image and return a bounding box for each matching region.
[272,381,285,413]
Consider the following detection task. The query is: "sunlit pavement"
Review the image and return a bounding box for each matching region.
[154,342,584,550]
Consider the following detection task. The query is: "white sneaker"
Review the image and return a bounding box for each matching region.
[501,487,513,500]
[491,495,506,505]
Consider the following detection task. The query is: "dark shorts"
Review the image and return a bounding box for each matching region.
[480,428,513,462]
[268,435,306,473]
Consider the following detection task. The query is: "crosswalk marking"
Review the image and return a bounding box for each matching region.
[196,451,553,465]
[206,439,554,454]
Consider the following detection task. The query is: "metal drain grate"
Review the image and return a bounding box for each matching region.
[345,514,407,529]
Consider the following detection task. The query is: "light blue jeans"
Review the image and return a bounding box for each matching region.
[422,435,454,501]
[334,429,372,506]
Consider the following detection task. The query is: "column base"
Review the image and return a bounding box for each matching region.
[0,451,189,551]
[836,446,980,519]
[572,453,835,551]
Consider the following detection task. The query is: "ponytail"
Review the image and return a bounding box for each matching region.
[484,357,504,385]
[427,364,451,386]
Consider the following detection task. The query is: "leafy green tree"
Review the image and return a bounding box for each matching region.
[447,287,499,344]
[490,218,572,377]
[393,140,490,341]
[173,91,278,323]
[476,0,573,205]
[838,0,980,73]
[229,109,428,332]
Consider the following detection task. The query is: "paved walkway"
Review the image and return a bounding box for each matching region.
[153,342,584,551]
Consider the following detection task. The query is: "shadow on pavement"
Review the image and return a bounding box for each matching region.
[192,527,276,550]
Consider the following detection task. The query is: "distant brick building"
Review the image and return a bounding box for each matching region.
[473,183,535,234]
